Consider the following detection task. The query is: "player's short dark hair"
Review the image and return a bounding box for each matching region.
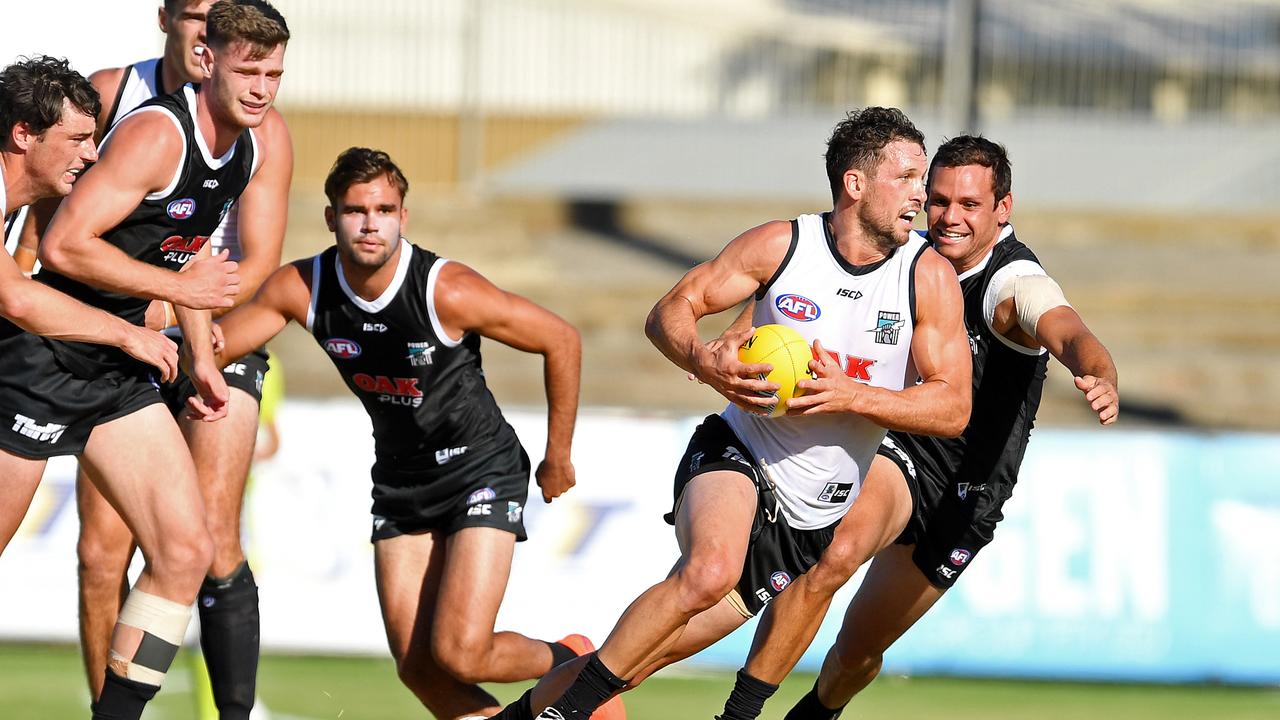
[324,147,410,206]
[0,56,100,146]
[206,0,290,57]
[929,135,1012,203]
[825,107,925,204]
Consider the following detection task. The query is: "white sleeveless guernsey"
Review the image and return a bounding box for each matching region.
[723,213,928,530]
[109,58,244,260]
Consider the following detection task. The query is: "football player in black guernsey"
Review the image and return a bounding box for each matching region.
[215,147,625,720]
[723,135,1119,720]
[0,2,289,718]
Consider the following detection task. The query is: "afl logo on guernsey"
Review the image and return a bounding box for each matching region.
[323,338,362,359]
[166,198,197,220]
[776,294,821,321]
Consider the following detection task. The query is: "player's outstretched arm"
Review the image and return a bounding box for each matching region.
[216,260,310,367]
[646,221,792,413]
[219,108,292,317]
[1034,305,1119,425]
[788,248,972,436]
[39,111,240,309]
[0,252,179,380]
[434,262,580,502]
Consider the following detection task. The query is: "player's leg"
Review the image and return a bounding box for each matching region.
[784,543,945,720]
[75,465,137,700]
[743,455,913,684]
[80,403,213,719]
[375,528,502,719]
[0,449,48,554]
[181,385,261,720]
[510,469,757,718]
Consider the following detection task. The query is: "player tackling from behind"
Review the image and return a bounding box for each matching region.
[722,135,1119,719]
[214,147,623,720]
[489,106,972,720]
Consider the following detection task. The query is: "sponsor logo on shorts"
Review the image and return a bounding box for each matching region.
[507,501,523,524]
[352,374,423,407]
[949,548,972,566]
[407,341,436,367]
[255,370,264,393]
[166,198,196,219]
[722,445,746,465]
[689,451,704,472]
[467,503,492,517]
[323,338,361,359]
[881,436,918,479]
[937,565,957,580]
[224,362,246,376]
[466,487,496,505]
[817,482,854,503]
[870,310,905,345]
[372,515,388,531]
[200,595,216,608]
[537,709,567,720]
[776,293,821,321]
[11,414,67,444]
[436,446,468,465]
[770,571,792,592]
[755,588,772,605]
[956,482,987,501]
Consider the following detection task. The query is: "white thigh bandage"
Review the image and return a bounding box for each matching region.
[996,273,1071,337]
[111,590,192,686]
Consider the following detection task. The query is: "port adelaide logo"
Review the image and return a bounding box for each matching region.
[870,310,904,345]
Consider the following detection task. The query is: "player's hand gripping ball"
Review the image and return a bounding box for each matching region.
[738,324,815,417]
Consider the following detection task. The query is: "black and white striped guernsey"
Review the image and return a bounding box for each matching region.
[306,241,513,475]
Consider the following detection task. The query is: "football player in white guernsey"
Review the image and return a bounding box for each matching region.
[488,108,972,720]
[211,147,626,720]
[25,2,294,715]
[758,137,1118,720]
[0,57,180,551]
[27,3,289,718]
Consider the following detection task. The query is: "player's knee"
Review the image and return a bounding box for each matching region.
[151,526,214,584]
[430,633,492,685]
[809,542,866,592]
[831,644,883,686]
[674,553,741,612]
[77,531,134,586]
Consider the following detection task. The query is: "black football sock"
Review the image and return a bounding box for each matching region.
[91,669,159,720]
[717,669,779,720]
[198,561,260,720]
[784,680,846,720]
[539,652,627,718]
[547,640,579,668]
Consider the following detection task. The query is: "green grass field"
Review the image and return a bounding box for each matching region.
[3,643,1276,720]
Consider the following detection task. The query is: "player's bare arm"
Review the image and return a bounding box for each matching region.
[788,247,972,436]
[215,259,310,365]
[39,111,240,309]
[435,261,581,503]
[174,242,229,422]
[0,250,179,380]
[646,220,793,412]
[217,108,291,317]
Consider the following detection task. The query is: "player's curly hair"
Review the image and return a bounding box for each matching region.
[824,107,925,204]
[0,56,100,145]
[206,0,290,57]
[930,135,1013,203]
[324,147,410,206]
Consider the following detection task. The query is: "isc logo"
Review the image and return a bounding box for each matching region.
[323,338,362,359]
[166,198,197,219]
[775,294,821,321]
